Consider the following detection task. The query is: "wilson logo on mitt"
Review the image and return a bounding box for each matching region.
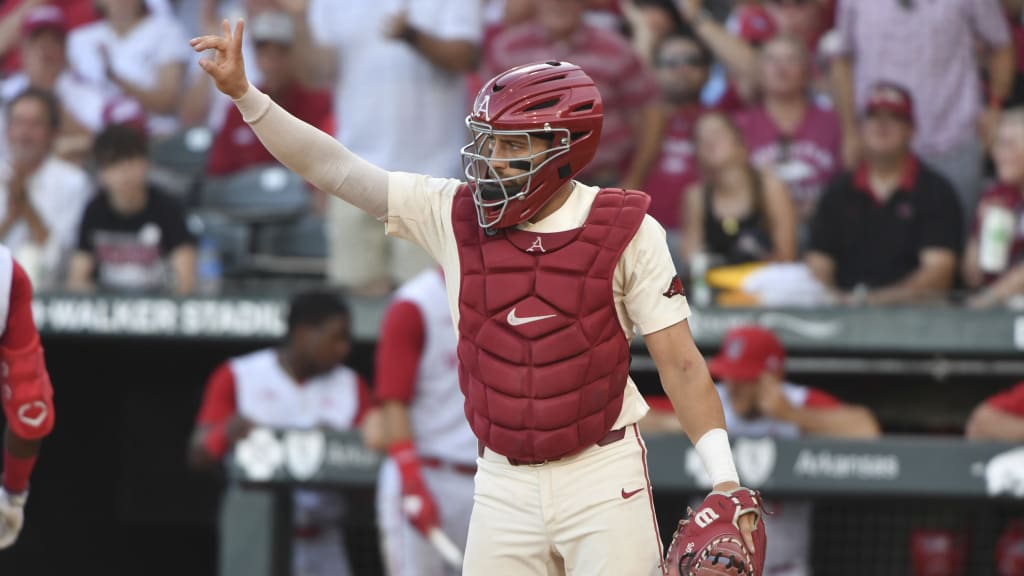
[665,488,766,576]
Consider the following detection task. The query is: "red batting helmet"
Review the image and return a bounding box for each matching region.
[460,61,603,229]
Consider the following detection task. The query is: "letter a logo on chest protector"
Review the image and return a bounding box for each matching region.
[526,236,546,253]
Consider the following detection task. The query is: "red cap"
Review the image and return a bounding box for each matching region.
[707,325,785,382]
[102,96,147,133]
[22,6,67,38]
[864,82,915,125]
[737,5,777,45]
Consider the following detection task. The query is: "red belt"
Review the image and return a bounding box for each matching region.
[420,457,477,475]
[478,426,629,466]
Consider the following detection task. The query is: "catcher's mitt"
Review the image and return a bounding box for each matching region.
[665,487,767,576]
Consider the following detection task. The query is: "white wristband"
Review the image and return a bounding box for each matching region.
[694,428,739,486]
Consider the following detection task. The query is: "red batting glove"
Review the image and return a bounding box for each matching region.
[389,440,440,537]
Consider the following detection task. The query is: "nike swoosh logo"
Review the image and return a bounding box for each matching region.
[621,488,644,500]
[506,308,557,327]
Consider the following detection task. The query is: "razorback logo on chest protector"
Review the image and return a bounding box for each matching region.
[452,185,650,463]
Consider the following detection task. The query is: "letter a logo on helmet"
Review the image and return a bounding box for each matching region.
[461,61,604,230]
[475,95,491,121]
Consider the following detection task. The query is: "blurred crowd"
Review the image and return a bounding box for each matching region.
[0,0,1023,310]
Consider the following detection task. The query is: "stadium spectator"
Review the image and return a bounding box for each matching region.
[189,291,372,576]
[66,0,190,138]
[0,89,92,291]
[483,0,536,30]
[760,0,829,51]
[0,6,102,164]
[963,109,1024,308]
[621,0,685,66]
[739,35,841,234]
[0,1,97,74]
[675,0,765,108]
[1002,0,1024,108]
[832,0,1013,227]
[965,381,1024,441]
[806,83,963,306]
[642,32,711,269]
[682,111,797,266]
[641,325,880,576]
[205,11,330,177]
[286,0,481,296]
[66,124,196,295]
[485,0,664,190]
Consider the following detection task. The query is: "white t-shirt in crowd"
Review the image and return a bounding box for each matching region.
[308,0,482,178]
[66,14,191,136]
[0,156,93,290]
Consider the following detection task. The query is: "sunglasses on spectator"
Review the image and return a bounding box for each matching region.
[657,54,709,69]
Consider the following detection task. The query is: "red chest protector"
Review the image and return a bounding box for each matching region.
[452,185,650,463]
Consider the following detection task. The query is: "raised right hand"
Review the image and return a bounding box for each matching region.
[190,19,250,100]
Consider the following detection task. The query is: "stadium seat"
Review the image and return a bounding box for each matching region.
[148,127,214,202]
[201,164,311,222]
[254,213,327,259]
[187,211,251,277]
[243,212,328,277]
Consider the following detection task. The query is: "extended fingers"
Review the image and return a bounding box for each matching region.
[740,516,756,553]
[232,19,245,54]
[190,34,227,52]
[743,528,755,553]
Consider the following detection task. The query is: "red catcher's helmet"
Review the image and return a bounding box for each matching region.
[460,61,603,229]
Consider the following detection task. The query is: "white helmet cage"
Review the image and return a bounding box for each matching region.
[460,118,572,229]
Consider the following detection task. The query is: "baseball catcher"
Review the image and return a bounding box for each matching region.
[666,488,767,576]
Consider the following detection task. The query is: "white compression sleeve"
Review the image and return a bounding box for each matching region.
[694,428,740,486]
[232,86,390,220]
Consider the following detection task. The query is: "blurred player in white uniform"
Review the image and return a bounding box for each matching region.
[189,291,372,576]
[0,244,56,549]
[374,267,476,575]
[645,325,880,576]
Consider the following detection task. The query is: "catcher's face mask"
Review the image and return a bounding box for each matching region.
[461,123,567,229]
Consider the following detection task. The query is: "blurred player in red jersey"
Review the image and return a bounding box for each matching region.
[373,267,476,575]
[0,243,56,549]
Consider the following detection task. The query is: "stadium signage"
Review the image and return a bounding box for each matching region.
[31,296,286,338]
[792,449,900,481]
[232,431,1024,499]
